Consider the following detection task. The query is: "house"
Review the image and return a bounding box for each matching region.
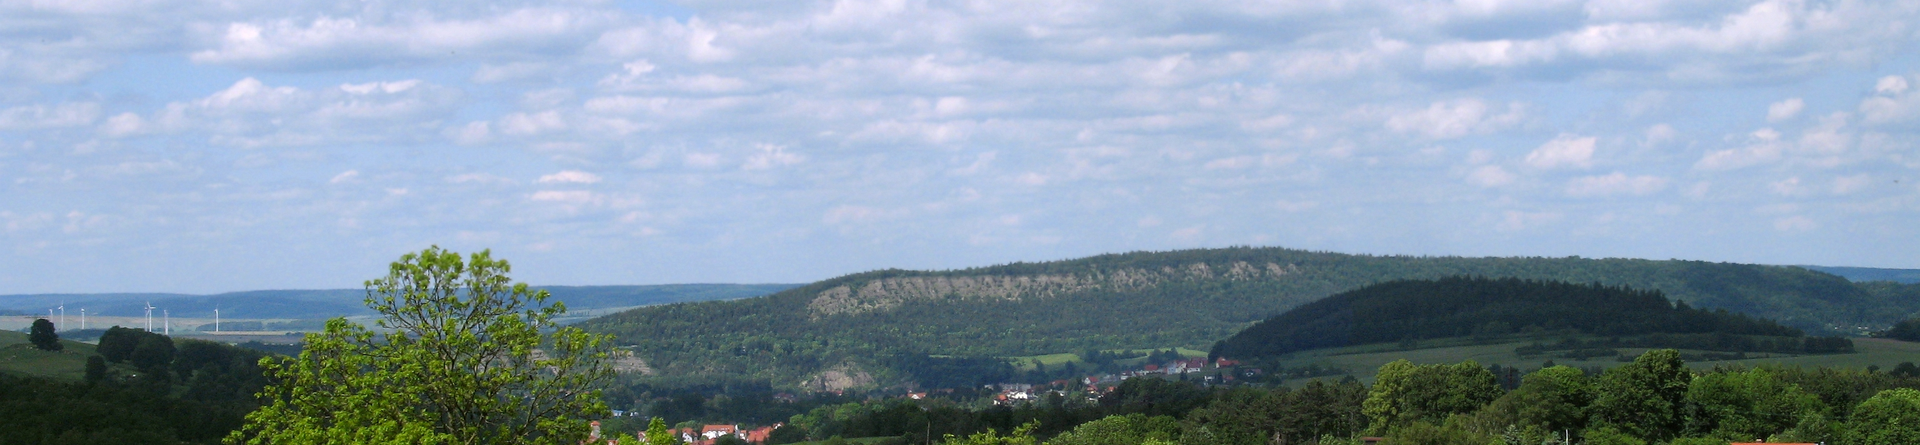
[702,424,743,440]
[744,424,781,443]
[907,392,927,400]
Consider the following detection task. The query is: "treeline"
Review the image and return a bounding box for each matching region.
[766,352,1920,445]
[1875,316,1920,342]
[1514,334,1854,359]
[0,327,272,444]
[576,247,1916,391]
[1212,277,1808,360]
[0,373,253,444]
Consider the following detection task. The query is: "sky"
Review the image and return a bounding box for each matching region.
[2,0,1918,294]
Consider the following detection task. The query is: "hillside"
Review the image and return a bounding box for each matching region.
[1209,276,1805,360]
[1802,265,1920,284]
[0,283,798,320]
[577,247,1920,390]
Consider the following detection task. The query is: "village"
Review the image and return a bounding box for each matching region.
[585,357,1263,445]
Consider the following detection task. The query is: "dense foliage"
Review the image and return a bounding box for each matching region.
[230,247,616,445]
[757,351,1920,445]
[1212,277,1807,359]
[0,373,255,444]
[576,247,1910,390]
[29,318,61,351]
[0,332,271,444]
[1881,317,1920,341]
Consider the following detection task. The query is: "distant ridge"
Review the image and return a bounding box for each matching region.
[577,247,1920,390]
[0,284,800,320]
[1801,266,1920,284]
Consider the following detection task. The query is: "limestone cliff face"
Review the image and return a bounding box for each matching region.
[806,261,1300,317]
[798,363,875,392]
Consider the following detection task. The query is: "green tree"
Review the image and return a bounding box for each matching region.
[228,247,616,445]
[1362,360,1501,434]
[1468,365,1592,438]
[1590,349,1692,441]
[1581,426,1647,445]
[97,326,139,362]
[1380,419,1491,445]
[28,318,61,351]
[1844,388,1920,445]
[129,334,176,376]
[84,355,107,384]
[1051,414,1177,445]
[1683,367,1824,441]
[941,421,1037,445]
[645,417,682,445]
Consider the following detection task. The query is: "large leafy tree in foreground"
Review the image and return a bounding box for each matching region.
[228,247,615,445]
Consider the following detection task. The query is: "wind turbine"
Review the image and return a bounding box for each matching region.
[57,302,64,328]
[214,305,221,333]
[80,308,86,330]
[163,309,170,335]
[144,302,154,331]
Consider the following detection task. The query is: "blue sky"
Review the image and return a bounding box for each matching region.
[2,0,1917,294]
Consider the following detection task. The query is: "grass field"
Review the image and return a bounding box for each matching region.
[0,329,108,380]
[1010,347,1209,370]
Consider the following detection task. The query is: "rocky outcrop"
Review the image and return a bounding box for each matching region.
[806,261,1300,317]
[798,363,875,392]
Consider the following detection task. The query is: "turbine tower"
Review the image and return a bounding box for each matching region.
[56,302,64,328]
[80,308,86,330]
[214,306,221,333]
[163,309,170,335]
[144,302,154,331]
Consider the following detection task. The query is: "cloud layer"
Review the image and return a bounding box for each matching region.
[1,0,1918,293]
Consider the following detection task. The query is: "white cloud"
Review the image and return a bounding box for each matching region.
[1767,98,1804,122]
[1773,215,1818,232]
[742,144,803,170]
[530,190,595,204]
[1524,134,1596,169]
[1861,75,1920,125]
[1496,210,1562,231]
[1466,165,1516,187]
[1642,124,1676,147]
[141,77,461,148]
[1832,174,1872,195]
[1876,75,1910,95]
[499,111,567,136]
[684,152,724,168]
[190,9,611,70]
[538,170,602,184]
[1386,99,1526,139]
[1770,176,1805,196]
[822,205,895,225]
[0,103,101,130]
[1695,128,1785,171]
[1566,172,1668,197]
[100,113,147,138]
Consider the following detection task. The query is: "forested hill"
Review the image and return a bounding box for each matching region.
[576,247,1920,389]
[1208,276,1803,359]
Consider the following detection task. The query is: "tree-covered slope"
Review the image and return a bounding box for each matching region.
[576,247,1919,389]
[1208,276,1803,359]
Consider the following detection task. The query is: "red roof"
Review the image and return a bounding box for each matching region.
[745,426,777,443]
